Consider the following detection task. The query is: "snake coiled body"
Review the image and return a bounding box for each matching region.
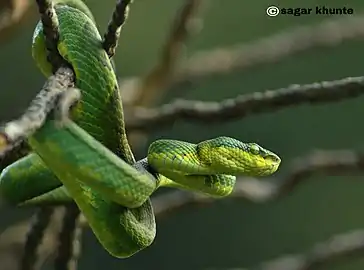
[0,0,281,258]
[4,1,157,257]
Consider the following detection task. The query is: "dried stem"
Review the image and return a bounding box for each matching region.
[123,0,205,149]
[126,76,364,132]
[120,15,364,94]
[152,149,364,215]
[0,0,72,166]
[20,207,54,270]
[35,0,65,72]
[0,67,74,158]
[54,205,82,270]
[0,140,30,171]
[128,0,204,107]
[102,0,132,58]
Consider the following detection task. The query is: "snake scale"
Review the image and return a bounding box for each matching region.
[0,0,281,258]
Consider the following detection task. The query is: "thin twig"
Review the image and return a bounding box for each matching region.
[0,140,30,171]
[0,0,73,155]
[35,0,65,72]
[0,206,68,270]
[102,0,132,58]
[126,76,364,132]
[127,0,204,107]
[54,205,82,270]
[0,67,74,158]
[20,207,54,270]
[152,149,364,215]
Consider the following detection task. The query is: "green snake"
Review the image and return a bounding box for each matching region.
[0,0,281,258]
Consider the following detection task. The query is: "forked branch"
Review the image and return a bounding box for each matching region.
[126,77,364,132]
[102,0,133,58]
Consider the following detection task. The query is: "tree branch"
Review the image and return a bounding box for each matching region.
[20,207,54,270]
[54,205,82,270]
[119,15,364,93]
[124,0,205,107]
[0,208,66,270]
[0,67,74,158]
[152,149,364,215]
[35,0,65,72]
[102,0,132,58]
[126,76,364,132]
[120,0,205,150]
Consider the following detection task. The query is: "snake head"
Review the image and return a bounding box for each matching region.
[197,137,281,176]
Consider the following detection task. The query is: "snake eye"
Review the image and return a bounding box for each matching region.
[249,144,260,155]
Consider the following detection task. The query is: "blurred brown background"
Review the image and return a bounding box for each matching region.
[2,0,364,269]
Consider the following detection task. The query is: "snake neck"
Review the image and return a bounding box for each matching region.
[53,0,96,22]
[46,5,134,164]
[108,89,134,164]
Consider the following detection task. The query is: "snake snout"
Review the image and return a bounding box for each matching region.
[264,153,281,164]
[259,153,281,176]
